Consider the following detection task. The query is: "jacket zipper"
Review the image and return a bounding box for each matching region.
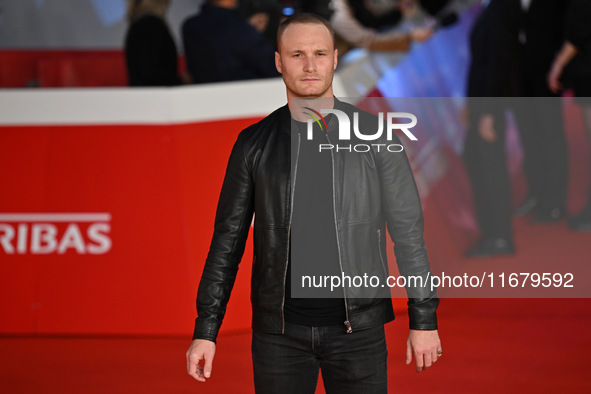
[325,132,352,333]
[281,132,301,334]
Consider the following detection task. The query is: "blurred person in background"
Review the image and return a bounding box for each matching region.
[329,0,433,55]
[124,0,185,86]
[463,0,522,257]
[182,0,279,84]
[548,0,591,231]
[238,0,285,49]
[511,0,569,223]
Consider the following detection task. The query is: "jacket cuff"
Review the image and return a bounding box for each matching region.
[192,317,220,343]
[407,297,439,330]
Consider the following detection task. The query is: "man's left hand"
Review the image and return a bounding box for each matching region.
[406,329,442,372]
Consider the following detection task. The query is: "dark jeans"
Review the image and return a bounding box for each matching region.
[252,321,387,394]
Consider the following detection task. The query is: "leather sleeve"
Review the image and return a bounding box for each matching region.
[192,131,255,342]
[375,130,439,330]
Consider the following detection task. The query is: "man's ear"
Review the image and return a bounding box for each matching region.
[333,49,338,70]
[275,51,282,74]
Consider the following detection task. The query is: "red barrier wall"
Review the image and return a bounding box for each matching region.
[0,50,186,88]
[0,118,262,336]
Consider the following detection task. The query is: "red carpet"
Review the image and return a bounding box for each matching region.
[2,298,591,393]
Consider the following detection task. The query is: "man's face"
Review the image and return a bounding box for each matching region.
[275,23,338,98]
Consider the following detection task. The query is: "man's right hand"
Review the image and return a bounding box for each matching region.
[186,339,216,382]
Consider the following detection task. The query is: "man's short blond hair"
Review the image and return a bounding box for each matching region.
[276,13,336,51]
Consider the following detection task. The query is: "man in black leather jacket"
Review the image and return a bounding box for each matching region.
[187,13,442,393]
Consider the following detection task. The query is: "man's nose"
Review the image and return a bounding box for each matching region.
[303,57,316,72]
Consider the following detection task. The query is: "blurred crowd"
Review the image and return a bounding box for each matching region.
[123,0,446,86]
[123,0,591,258]
[464,0,591,257]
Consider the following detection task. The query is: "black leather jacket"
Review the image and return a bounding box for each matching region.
[193,100,438,342]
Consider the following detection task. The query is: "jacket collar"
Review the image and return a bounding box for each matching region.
[279,97,347,134]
